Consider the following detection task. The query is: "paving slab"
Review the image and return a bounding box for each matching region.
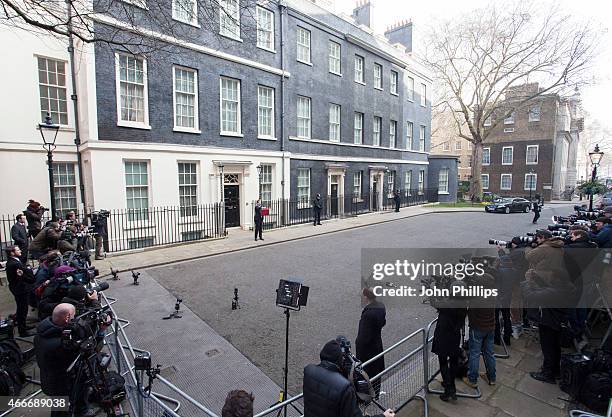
[516,354,542,374]
[429,392,499,417]
[515,374,570,409]
[488,385,566,417]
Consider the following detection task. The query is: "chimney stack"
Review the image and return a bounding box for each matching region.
[384,19,413,53]
[352,0,373,29]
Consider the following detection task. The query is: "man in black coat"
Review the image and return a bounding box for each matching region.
[24,200,45,238]
[313,194,323,226]
[393,190,401,212]
[254,200,264,242]
[532,197,542,224]
[35,303,94,417]
[11,214,29,263]
[5,246,36,336]
[303,339,394,417]
[356,288,386,397]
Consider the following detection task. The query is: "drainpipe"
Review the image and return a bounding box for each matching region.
[279,1,287,223]
[66,0,87,213]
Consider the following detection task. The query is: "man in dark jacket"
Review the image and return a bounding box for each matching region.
[303,339,394,417]
[393,190,401,212]
[531,199,541,224]
[312,194,323,226]
[24,200,46,238]
[35,303,93,417]
[5,246,36,336]
[356,288,386,397]
[254,200,264,242]
[29,222,61,260]
[11,214,29,263]
[590,217,612,248]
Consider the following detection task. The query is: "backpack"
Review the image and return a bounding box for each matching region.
[579,372,612,414]
[560,353,592,399]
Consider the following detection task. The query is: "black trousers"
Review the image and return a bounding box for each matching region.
[438,355,458,393]
[254,221,263,240]
[12,292,29,333]
[495,308,512,341]
[395,201,400,212]
[532,211,541,223]
[313,210,321,225]
[539,324,561,377]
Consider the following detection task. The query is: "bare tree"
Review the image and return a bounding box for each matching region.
[424,0,599,199]
[0,0,267,54]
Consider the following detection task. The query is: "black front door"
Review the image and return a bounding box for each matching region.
[372,179,378,211]
[224,185,240,227]
[331,184,339,216]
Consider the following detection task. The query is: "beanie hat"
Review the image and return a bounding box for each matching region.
[66,285,87,301]
[320,340,342,363]
[54,265,75,278]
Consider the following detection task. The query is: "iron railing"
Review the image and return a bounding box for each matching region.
[253,189,439,232]
[0,204,226,261]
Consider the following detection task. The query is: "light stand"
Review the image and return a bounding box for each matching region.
[39,113,60,220]
[274,279,309,417]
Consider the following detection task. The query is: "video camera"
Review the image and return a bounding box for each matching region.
[488,236,534,247]
[335,336,374,404]
[62,305,113,352]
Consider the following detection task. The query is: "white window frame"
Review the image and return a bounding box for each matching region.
[483,115,492,126]
[387,171,395,197]
[373,116,381,147]
[297,96,311,139]
[406,121,413,150]
[443,142,450,151]
[37,56,69,126]
[455,141,462,151]
[296,27,311,64]
[219,77,242,136]
[219,0,241,40]
[406,76,414,101]
[297,168,310,209]
[500,174,512,191]
[481,174,489,190]
[328,41,341,75]
[256,6,275,52]
[419,125,426,152]
[438,168,449,194]
[374,63,383,90]
[390,120,397,149]
[329,103,341,142]
[529,105,541,122]
[420,83,427,106]
[353,171,362,199]
[418,170,425,195]
[172,0,198,26]
[257,85,275,139]
[482,147,491,165]
[260,164,273,206]
[404,171,412,196]
[390,70,398,95]
[115,53,150,129]
[354,112,364,144]
[172,66,199,133]
[504,111,515,125]
[526,145,539,165]
[124,160,150,221]
[354,55,365,84]
[178,162,198,217]
[53,162,77,218]
[524,173,537,191]
[502,146,514,165]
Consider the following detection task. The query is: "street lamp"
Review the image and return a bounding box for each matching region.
[256,164,263,200]
[39,113,60,220]
[588,144,604,211]
[218,164,225,203]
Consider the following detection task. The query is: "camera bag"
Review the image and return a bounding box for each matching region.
[579,371,612,414]
[95,370,126,407]
[0,340,23,367]
[559,353,592,398]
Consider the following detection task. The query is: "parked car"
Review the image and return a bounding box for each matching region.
[485,198,532,214]
[601,192,612,206]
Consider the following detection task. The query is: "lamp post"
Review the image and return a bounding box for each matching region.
[39,113,60,220]
[219,164,225,203]
[588,144,604,211]
[256,164,263,200]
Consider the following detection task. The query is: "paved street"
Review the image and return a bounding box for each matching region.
[146,203,574,395]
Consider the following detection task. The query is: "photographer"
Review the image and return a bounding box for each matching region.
[38,266,80,320]
[5,245,36,337]
[57,220,78,254]
[303,339,394,417]
[91,211,109,260]
[29,222,61,260]
[221,390,254,417]
[589,217,612,248]
[35,303,94,417]
[25,199,46,238]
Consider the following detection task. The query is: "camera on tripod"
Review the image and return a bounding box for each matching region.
[335,335,374,405]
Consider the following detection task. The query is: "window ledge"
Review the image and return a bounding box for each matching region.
[407,98,414,103]
[355,80,366,86]
[526,162,538,165]
[257,45,276,53]
[173,17,200,28]
[120,0,148,9]
[220,132,244,138]
[501,163,513,166]
[329,71,342,77]
[219,32,243,42]
[297,59,313,66]
[117,121,152,130]
[438,191,450,195]
[257,135,277,141]
[173,127,201,134]
[374,86,383,91]
[391,92,399,97]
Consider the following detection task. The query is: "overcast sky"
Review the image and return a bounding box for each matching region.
[333,0,612,132]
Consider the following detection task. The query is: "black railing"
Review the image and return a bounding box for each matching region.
[252,188,438,232]
[0,203,226,261]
